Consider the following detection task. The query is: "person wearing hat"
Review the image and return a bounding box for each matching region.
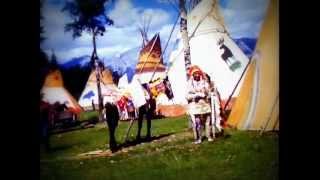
[186,65,214,144]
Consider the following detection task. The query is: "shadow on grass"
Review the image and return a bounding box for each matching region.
[116,133,175,151]
[42,142,81,153]
[50,121,97,135]
[48,144,74,152]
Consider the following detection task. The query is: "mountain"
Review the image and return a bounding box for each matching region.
[233,38,257,58]
[105,46,141,74]
[58,37,184,75]
[61,55,91,69]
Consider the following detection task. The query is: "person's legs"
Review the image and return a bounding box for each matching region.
[194,115,202,144]
[42,123,50,150]
[146,109,152,139]
[136,105,144,141]
[205,114,213,141]
[40,113,50,151]
[190,114,197,140]
[109,126,117,152]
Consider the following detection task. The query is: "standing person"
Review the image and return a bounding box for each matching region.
[40,95,51,151]
[186,66,213,144]
[136,84,155,141]
[104,102,120,153]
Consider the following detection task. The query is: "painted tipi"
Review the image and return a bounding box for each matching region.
[40,69,83,113]
[133,33,167,84]
[78,68,121,110]
[167,0,249,105]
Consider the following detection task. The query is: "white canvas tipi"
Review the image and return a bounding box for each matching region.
[167,0,249,105]
[78,68,121,110]
[117,73,129,90]
[40,69,83,113]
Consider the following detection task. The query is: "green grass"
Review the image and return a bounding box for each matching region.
[78,111,99,122]
[40,116,278,180]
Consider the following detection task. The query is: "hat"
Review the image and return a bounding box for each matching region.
[188,65,203,77]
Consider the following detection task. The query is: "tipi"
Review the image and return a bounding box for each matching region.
[40,69,83,113]
[226,0,279,131]
[133,33,167,84]
[78,68,121,110]
[117,73,129,90]
[167,0,249,105]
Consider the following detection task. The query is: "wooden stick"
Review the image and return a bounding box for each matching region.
[124,118,135,142]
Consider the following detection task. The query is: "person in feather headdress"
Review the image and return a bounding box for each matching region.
[186,65,214,144]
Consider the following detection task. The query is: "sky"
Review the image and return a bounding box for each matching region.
[41,0,270,64]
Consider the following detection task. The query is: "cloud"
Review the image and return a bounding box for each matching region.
[108,0,139,27]
[158,23,179,45]
[42,0,174,64]
[219,0,270,38]
[96,26,141,47]
[108,0,171,28]
[42,1,93,51]
[222,0,269,11]
[44,47,91,64]
[141,8,170,28]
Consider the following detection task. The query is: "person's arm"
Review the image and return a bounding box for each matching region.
[186,81,197,102]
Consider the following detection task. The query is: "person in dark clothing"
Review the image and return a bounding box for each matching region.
[136,84,156,141]
[40,101,51,151]
[104,102,120,153]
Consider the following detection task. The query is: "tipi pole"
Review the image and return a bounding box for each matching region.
[179,0,192,77]
[92,29,104,122]
[223,58,252,112]
[259,94,279,136]
[149,14,180,82]
[138,33,159,74]
[124,118,135,142]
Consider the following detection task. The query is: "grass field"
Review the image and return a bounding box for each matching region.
[40,116,278,180]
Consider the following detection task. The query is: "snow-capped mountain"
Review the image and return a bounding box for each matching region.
[103,46,141,74]
[61,55,91,69]
[59,37,253,73]
[60,38,179,75]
